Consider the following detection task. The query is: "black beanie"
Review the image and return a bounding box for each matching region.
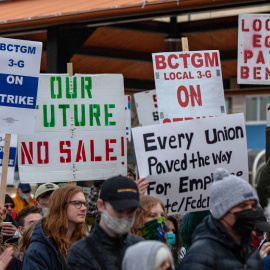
[5,194,15,206]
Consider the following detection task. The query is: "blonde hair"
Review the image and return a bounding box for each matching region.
[19,221,38,256]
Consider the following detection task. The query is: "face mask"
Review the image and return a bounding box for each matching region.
[142,217,166,241]
[42,207,48,216]
[21,194,26,200]
[166,232,176,248]
[232,208,256,236]
[102,209,135,235]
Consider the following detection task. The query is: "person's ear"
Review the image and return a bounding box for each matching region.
[34,200,38,207]
[97,199,105,213]
[18,226,24,235]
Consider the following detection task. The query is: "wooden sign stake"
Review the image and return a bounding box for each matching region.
[182,37,189,52]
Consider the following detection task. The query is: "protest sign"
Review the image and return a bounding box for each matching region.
[238,14,270,84]
[0,134,17,185]
[0,37,42,135]
[134,90,159,126]
[18,74,127,183]
[152,50,225,123]
[132,113,248,214]
[125,95,131,142]
[267,103,270,126]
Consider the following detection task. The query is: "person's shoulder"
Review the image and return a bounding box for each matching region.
[126,233,144,245]
[69,236,89,253]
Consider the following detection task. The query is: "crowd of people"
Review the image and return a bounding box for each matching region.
[1,165,270,270]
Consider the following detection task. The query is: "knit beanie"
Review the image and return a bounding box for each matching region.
[210,168,258,219]
[5,194,15,206]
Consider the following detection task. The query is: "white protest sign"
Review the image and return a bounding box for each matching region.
[125,95,131,142]
[152,51,225,123]
[18,74,127,183]
[0,134,17,184]
[134,90,159,126]
[238,14,270,84]
[132,113,248,214]
[0,37,42,134]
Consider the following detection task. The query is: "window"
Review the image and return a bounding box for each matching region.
[245,95,270,123]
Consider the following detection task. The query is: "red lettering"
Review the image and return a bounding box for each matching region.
[266,19,270,31]
[242,19,249,32]
[244,50,253,63]
[172,118,183,122]
[169,72,175,80]
[265,36,270,48]
[153,94,158,108]
[168,54,179,69]
[59,141,71,163]
[191,53,203,68]
[253,34,262,47]
[76,140,86,162]
[190,85,202,107]
[155,55,166,69]
[90,140,102,161]
[177,86,189,107]
[266,68,270,80]
[254,67,262,80]
[164,73,169,80]
[21,142,33,165]
[178,54,190,68]
[253,19,262,31]
[205,52,219,67]
[241,66,249,79]
[121,137,125,156]
[176,72,182,79]
[106,139,117,161]
[256,51,265,64]
[37,141,49,164]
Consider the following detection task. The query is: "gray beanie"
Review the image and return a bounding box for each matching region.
[210,168,258,219]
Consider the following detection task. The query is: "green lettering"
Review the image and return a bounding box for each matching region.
[43,105,55,127]
[50,77,62,99]
[105,104,116,126]
[89,104,101,126]
[58,104,70,126]
[66,77,77,99]
[81,77,92,98]
[74,104,86,126]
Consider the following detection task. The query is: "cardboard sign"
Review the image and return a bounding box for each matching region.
[18,74,127,183]
[0,134,17,184]
[238,14,270,85]
[0,37,42,134]
[152,51,225,123]
[125,95,131,142]
[134,90,159,126]
[132,113,248,214]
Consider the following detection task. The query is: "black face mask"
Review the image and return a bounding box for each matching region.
[232,208,256,236]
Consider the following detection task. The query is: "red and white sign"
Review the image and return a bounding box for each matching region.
[18,74,127,183]
[152,51,225,123]
[238,14,270,85]
[134,90,159,126]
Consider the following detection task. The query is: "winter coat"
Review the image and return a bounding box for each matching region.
[67,221,143,270]
[21,220,66,270]
[180,215,264,270]
[13,192,35,214]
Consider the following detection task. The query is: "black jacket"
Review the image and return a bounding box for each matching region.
[21,219,66,270]
[180,215,264,270]
[67,221,143,270]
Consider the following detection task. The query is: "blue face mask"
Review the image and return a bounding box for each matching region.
[21,194,26,200]
[166,232,176,248]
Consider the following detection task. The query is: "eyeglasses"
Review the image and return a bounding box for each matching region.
[66,200,87,209]
[4,205,14,209]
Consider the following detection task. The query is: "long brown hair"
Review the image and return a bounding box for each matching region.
[42,186,86,255]
[131,195,166,237]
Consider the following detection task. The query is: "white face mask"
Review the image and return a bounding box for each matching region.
[102,209,135,235]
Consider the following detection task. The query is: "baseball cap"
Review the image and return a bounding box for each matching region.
[254,206,270,232]
[18,183,31,193]
[100,175,142,211]
[35,183,59,199]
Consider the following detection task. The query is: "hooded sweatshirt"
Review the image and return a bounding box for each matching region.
[122,240,172,270]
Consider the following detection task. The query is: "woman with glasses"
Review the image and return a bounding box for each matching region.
[21,186,87,270]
